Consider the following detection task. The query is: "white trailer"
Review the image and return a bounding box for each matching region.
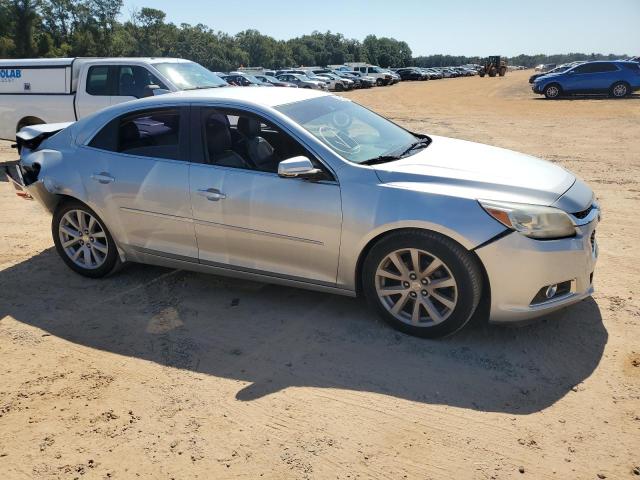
[0,57,226,140]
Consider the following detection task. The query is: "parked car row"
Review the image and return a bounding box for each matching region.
[392,65,479,80]
[531,60,640,99]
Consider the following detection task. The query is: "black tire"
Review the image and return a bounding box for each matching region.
[376,78,384,87]
[362,230,483,339]
[52,200,119,278]
[609,81,630,98]
[543,83,562,99]
[335,83,344,92]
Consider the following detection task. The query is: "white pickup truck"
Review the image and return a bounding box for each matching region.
[345,63,393,86]
[0,57,228,140]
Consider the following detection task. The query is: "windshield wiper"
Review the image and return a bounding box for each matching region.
[184,85,227,90]
[360,137,431,166]
[360,155,403,166]
[398,137,431,157]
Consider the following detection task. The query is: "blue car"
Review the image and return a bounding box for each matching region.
[532,60,640,99]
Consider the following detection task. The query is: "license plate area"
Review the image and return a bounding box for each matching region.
[2,161,32,199]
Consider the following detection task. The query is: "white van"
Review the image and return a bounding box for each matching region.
[0,57,227,140]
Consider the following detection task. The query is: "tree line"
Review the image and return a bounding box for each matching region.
[0,1,629,71]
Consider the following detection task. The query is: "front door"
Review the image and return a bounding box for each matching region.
[189,107,342,285]
[110,65,169,106]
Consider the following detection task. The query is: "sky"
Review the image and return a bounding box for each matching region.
[122,0,640,57]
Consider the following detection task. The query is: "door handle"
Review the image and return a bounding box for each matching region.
[91,172,115,184]
[198,188,226,201]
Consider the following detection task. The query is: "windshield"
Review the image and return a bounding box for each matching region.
[276,96,418,164]
[154,62,228,90]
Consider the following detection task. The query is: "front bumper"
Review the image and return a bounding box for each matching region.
[476,215,599,324]
[532,83,543,93]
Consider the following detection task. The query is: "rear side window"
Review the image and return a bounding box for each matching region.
[86,66,111,95]
[89,108,183,160]
[621,62,640,71]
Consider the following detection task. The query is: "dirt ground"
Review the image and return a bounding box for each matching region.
[1,71,639,479]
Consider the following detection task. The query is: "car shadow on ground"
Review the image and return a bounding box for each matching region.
[0,248,607,414]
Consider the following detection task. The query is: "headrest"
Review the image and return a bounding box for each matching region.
[206,118,231,154]
[237,116,260,137]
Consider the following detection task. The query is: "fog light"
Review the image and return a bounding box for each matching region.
[545,284,558,299]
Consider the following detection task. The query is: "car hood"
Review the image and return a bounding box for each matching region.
[373,135,576,207]
[534,71,563,82]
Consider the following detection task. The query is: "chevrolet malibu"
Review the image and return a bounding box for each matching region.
[8,88,600,338]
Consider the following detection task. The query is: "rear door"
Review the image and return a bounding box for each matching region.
[76,65,112,118]
[188,105,342,285]
[82,105,197,260]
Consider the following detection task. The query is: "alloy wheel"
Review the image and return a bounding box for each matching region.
[613,83,627,97]
[375,248,458,326]
[58,209,109,269]
[546,85,559,98]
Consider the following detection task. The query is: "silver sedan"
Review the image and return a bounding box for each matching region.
[10,88,599,338]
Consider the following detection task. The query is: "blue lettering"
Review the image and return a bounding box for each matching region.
[16,69,21,78]
[0,69,21,79]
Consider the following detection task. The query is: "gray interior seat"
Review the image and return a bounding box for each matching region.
[205,116,249,168]
[237,117,275,170]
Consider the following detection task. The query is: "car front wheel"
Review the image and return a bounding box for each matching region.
[362,230,482,338]
[543,83,561,99]
[52,201,119,278]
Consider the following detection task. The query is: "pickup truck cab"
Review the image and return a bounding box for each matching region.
[0,57,227,140]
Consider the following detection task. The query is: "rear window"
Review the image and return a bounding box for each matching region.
[89,108,183,160]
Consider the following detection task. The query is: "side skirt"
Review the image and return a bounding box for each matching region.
[130,248,357,298]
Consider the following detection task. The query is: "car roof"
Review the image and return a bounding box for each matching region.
[135,86,330,108]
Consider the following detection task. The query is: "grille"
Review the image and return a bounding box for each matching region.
[573,205,593,220]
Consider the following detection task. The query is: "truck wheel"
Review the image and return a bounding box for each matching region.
[362,230,482,339]
[610,81,630,98]
[499,67,506,77]
[17,116,45,132]
[543,83,562,99]
[376,78,384,87]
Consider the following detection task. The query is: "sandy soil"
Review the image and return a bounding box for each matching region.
[1,71,639,479]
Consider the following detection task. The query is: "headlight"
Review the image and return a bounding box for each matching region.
[479,200,576,239]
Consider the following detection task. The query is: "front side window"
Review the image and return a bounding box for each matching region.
[200,108,315,173]
[89,108,182,161]
[117,66,167,98]
[86,65,111,96]
[276,96,417,164]
[153,62,227,90]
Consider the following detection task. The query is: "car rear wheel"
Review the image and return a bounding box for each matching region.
[52,201,119,278]
[543,83,561,99]
[610,81,629,98]
[362,230,482,338]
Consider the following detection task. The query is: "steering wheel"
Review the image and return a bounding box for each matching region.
[318,126,361,155]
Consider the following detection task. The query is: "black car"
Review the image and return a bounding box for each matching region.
[528,64,575,84]
[396,68,425,81]
[225,73,271,87]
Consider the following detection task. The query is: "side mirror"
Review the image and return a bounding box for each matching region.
[278,156,324,180]
[143,85,170,98]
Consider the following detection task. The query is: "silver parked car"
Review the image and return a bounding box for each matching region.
[10,88,599,338]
